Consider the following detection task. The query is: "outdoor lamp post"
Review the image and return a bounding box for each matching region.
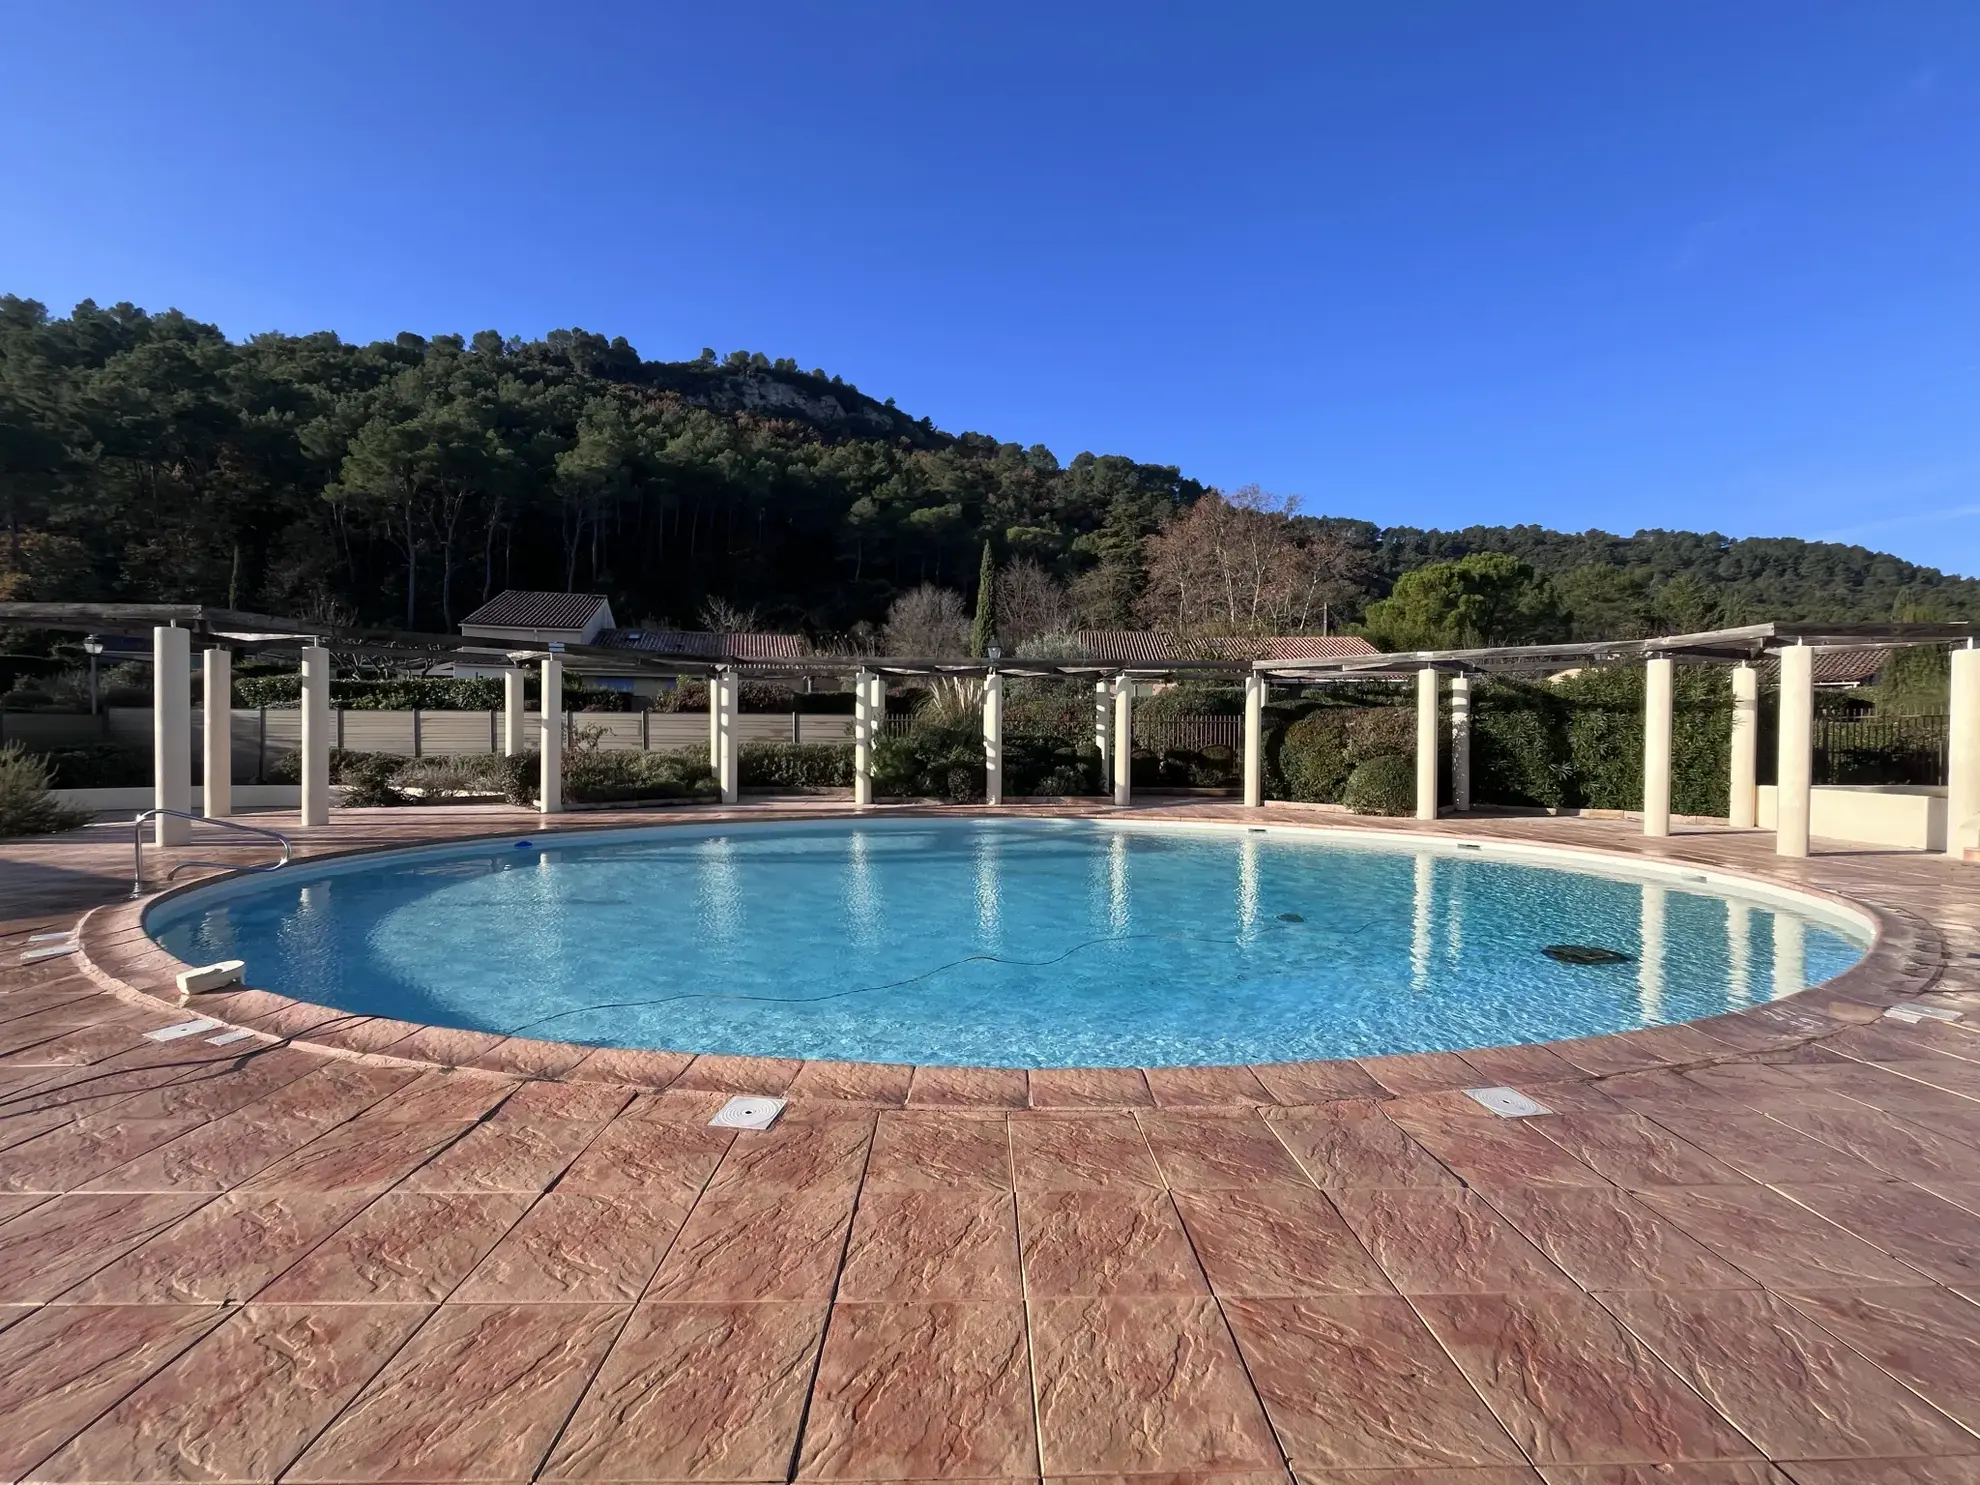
[82,635,104,715]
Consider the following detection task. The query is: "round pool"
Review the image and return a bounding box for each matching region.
[145,816,1871,1068]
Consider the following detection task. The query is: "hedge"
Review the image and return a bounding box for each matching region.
[1265,702,1422,805]
[1472,668,1731,815]
[1342,754,1416,816]
[739,742,854,789]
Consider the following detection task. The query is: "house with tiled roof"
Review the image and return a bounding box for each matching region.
[1072,630,1380,664]
[454,592,811,690]
[459,591,616,647]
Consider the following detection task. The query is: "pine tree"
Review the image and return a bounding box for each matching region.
[970,539,998,656]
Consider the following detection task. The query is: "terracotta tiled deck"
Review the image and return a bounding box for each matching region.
[2,799,1979,1483]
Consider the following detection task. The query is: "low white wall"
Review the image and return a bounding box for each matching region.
[1756,783,1947,852]
[53,785,320,813]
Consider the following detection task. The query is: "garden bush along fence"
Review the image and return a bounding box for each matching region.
[4,691,1952,800]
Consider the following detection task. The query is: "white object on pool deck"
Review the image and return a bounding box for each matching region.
[709,1095,786,1130]
[176,960,246,996]
[20,943,78,963]
[145,1017,222,1042]
[1464,1086,1553,1118]
[206,1027,262,1045]
[27,930,73,942]
[1885,1004,1963,1024]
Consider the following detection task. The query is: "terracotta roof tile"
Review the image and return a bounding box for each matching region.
[460,590,612,631]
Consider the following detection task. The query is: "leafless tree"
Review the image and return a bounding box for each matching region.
[1137,485,1365,637]
[698,596,759,634]
[994,558,1077,647]
[882,583,969,656]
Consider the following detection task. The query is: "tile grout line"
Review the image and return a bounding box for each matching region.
[27,1066,524,1478]
[775,1109,885,1485]
[15,1297,244,1484]
[1011,1110,1049,1483]
[525,1099,742,1481]
[1259,1108,1537,1472]
[1155,1126,1298,1481]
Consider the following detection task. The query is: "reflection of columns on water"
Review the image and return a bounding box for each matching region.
[1236,834,1260,944]
[1638,883,1666,1025]
[1444,861,1466,969]
[698,836,744,943]
[288,880,337,989]
[1107,831,1131,935]
[843,831,881,948]
[973,831,1003,948]
[1773,913,1806,1000]
[1410,854,1434,992]
[1726,900,1753,1006]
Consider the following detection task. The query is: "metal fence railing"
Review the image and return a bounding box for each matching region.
[1814,714,1949,787]
[1136,714,1243,754]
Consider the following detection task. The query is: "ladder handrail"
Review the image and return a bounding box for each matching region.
[132,809,292,897]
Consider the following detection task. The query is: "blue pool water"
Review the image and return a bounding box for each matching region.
[146,817,1869,1067]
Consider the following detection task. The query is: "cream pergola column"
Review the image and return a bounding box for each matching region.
[1414,668,1439,822]
[983,670,1004,806]
[707,672,721,776]
[1643,656,1674,839]
[717,670,739,805]
[201,647,231,820]
[1449,674,1472,813]
[502,667,527,756]
[1775,644,1814,858]
[1094,681,1113,783]
[299,645,330,827]
[1112,674,1133,807]
[1242,672,1265,808]
[853,668,874,807]
[1728,662,1759,828]
[1948,643,1979,860]
[540,655,564,815]
[152,626,192,845]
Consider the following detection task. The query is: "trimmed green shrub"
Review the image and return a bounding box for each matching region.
[1468,669,1731,815]
[1342,753,1416,816]
[236,676,507,710]
[739,743,854,789]
[0,744,88,837]
[655,681,856,715]
[393,756,513,800]
[1006,733,1101,795]
[234,674,655,713]
[1344,706,1416,760]
[564,746,715,804]
[32,745,152,789]
[875,726,984,802]
[1471,685,1570,808]
[268,748,537,806]
[1129,744,1242,788]
[337,753,409,806]
[1277,712,1352,802]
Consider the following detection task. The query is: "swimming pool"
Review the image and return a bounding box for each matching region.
[146,816,1871,1068]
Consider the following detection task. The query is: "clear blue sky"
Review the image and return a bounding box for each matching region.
[5,2,1977,575]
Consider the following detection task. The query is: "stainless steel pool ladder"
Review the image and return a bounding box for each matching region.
[131,809,292,897]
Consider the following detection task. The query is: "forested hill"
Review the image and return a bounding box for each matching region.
[2,293,1974,645]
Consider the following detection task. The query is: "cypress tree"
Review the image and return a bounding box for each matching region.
[970,539,997,656]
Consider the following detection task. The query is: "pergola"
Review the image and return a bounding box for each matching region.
[1,605,1974,860]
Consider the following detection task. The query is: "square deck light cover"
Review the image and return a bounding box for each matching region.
[144,1018,222,1042]
[1463,1086,1553,1118]
[1886,1004,1963,1024]
[710,1095,786,1130]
